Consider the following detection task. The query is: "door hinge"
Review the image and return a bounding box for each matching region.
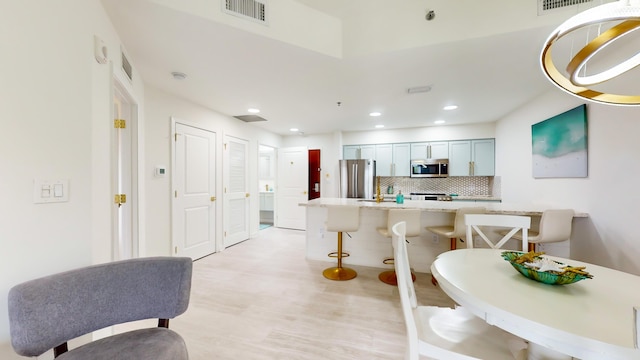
[175,190,178,198]
[224,231,227,237]
[114,119,126,129]
[114,194,127,205]
[174,246,178,254]
[224,143,227,150]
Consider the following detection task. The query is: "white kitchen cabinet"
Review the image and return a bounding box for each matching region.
[260,192,274,211]
[375,144,393,176]
[345,143,410,177]
[343,145,359,159]
[448,139,495,176]
[392,143,411,176]
[410,141,448,160]
[343,145,375,160]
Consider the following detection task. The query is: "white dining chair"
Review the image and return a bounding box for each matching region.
[464,214,531,251]
[392,221,528,360]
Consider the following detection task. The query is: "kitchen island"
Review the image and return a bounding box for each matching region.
[301,198,587,273]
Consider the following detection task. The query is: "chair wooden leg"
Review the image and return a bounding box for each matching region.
[450,237,457,250]
[528,243,536,252]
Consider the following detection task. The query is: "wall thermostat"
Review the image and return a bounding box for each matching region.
[155,166,167,177]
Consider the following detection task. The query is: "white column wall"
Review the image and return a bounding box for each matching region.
[0,0,136,353]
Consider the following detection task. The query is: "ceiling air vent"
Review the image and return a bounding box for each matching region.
[223,0,268,25]
[234,115,267,122]
[538,0,592,15]
[121,48,133,82]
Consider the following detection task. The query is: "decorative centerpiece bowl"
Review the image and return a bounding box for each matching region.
[501,251,593,285]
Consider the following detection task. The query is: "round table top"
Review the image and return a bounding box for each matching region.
[431,248,640,360]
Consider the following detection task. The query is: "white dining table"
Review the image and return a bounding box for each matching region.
[431,248,640,360]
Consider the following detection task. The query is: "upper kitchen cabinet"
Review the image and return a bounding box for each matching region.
[375,143,410,176]
[343,145,375,160]
[375,144,393,176]
[410,141,448,160]
[448,139,495,176]
[392,143,410,176]
[344,143,410,176]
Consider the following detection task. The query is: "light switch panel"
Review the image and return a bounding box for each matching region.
[34,179,69,203]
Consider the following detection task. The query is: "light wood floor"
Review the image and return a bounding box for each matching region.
[170,226,455,359]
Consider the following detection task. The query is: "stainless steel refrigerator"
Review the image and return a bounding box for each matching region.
[339,159,376,199]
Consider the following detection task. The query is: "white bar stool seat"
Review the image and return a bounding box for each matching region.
[323,205,360,281]
[426,207,486,250]
[500,209,574,253]
[376,209,421,286]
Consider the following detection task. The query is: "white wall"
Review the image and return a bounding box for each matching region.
[143,86,283,256]
[342,122,495,145]
[283,132,342,198]
[496,89,640,275]
[0,0,139,354]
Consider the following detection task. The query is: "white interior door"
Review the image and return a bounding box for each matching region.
[112,82,137,260]
[224,135,249,247]
[276,146,308,230]
[172,122,217,259]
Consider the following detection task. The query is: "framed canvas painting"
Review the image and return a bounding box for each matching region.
[531,104,588,178]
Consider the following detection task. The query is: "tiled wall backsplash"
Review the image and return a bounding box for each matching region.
[379,176,501,197]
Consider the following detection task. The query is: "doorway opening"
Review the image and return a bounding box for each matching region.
[308,149,321,200]
[259,145,276,230]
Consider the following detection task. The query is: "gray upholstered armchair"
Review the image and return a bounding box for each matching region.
[8,256,192,359]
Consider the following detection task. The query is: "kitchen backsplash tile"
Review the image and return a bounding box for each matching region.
[379,176,497,196]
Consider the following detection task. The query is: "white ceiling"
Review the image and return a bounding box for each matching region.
[101,0,600,136]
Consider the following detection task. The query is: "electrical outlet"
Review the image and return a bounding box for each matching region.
[431,234,439,244]
[474,237,482,247]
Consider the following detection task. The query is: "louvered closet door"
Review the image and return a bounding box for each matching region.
[224,135,250,247]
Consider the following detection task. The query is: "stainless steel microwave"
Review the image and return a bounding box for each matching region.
[410,159,449,178]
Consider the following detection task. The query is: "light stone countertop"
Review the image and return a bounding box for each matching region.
[300,197,588,217]
[450,195,502,201]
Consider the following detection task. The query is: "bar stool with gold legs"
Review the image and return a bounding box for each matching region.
[426,207,485,285]
[377,209,421,286]
[323,205,360,281]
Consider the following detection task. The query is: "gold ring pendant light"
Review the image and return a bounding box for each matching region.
[541,0,640,105]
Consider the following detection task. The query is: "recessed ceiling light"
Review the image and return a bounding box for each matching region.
[369,112,382,117]
[171,71,187,80]
[443,105,458,110]
[434,120,446,124]
[247,108,260,113]
[289,128,299,132]
[375,124,384,129]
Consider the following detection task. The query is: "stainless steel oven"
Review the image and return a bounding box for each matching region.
[410,159,448,178]
[409,193,452,201]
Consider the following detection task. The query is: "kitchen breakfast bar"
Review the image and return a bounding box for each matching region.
[301,198,588,273]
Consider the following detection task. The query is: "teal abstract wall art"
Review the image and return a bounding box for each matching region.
[532,104,588,178]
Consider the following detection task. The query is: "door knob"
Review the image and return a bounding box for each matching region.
[245,193,250,197]
[210,196,216,202]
